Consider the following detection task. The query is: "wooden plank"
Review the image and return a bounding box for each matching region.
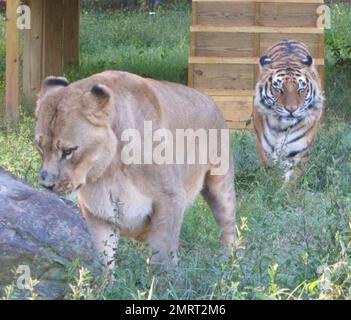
[197,3,255,27]
[188,2,197,87]
[193,0,324,3]
[193,64,254,90]
[216,99,252,123]
[195,33,254,57]
[318,33,325,87]
[190,56,259,64]
[189,56,325,65]
[63,0,80,70]
[5,0,20,118]
[212,96,253,102]
[216,99,253,130]
[198,89,255,96]
[42,0,64,77]
[191,26,324,34]
[253,3,260,82]
[23,0,44,105]
[260,3,320,27]
[260,33,321,56]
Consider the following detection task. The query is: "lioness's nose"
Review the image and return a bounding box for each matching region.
[39,170,56,190]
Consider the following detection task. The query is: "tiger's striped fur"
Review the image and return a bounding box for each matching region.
[253,39,324,179]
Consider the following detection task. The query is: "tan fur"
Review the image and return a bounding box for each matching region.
[35,71,236,268]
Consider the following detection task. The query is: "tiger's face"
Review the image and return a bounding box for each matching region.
[256,55,318,124]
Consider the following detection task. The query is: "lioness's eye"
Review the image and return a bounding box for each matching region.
[62,146,79,159]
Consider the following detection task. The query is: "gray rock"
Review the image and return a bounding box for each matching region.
[0,167,102,299]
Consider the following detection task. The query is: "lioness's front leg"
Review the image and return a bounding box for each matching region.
[81,204,119,270]
[149,193,187,268]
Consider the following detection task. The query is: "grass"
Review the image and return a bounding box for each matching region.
[73,9,190,83]
[1,4,351,299]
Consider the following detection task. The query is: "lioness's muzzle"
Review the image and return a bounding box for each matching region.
[39,170,56,190]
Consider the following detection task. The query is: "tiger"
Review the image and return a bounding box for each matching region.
[253,39,324,179]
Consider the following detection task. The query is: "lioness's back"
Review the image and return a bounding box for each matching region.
[71,71,227,131]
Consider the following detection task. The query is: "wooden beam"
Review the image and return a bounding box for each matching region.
[42,0,64,77]
[318,33,325,87]
[188,2,197,87]
[63,0,80,71]
[189,56,325,65]
[190,26,324,34]
[212,96,253,102]
[253,2,261,83]
[190,56,260,64]
[5,0,20,118]
[196,89,256,96]
[23,0,44,105]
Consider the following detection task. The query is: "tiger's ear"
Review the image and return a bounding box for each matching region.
[301,55,313,67]
[82,84,114,126]
[38,76,69,98]
[259,55,272,69]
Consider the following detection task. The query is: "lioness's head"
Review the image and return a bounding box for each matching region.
[35,76,117,193]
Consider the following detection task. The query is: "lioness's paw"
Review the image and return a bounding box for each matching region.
[220,232,236,247]
[148,250,178,273]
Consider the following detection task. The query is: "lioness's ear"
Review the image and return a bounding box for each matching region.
[38,76,69,98]
[90,84,111,106]
[82,84,113,126]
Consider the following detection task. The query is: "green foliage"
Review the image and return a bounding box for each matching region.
[0,110,41,187]
[80,0,191,12]
[323,6,351,121]
[68,10,190,84]
[325,4,351,69]
[81,0,140,12]
[1,5,351,300]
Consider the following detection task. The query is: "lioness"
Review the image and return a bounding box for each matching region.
[35,71,236,268]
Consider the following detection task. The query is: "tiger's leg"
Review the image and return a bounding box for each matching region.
[284,151,309,181]
[256,138,270,166]
[283,123,320,180]
[253,107,271,167]
[201,160,236,248]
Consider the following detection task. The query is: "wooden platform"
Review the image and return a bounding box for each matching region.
[188,0,325,129]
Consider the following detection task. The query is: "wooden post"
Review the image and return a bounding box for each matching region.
[5,0,20,118]
[253,3,261,84]
[319,33,325,87]
[188,1,197,87]
[23,0,44,105]
[63,0,80,71]
[42,0,64,77]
